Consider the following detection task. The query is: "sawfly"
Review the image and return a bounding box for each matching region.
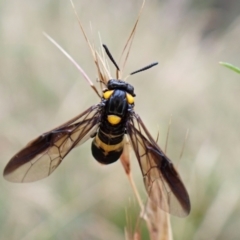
[3,1,190,218]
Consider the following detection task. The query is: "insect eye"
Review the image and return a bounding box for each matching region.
[126,93,134,104]
[103,90,114,99]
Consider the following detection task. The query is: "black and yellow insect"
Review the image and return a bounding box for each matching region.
[3,43,190,217]
[4,2,190,217]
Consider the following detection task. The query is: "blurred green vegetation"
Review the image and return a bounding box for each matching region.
[220,62,240,74]
[1,0,240,239]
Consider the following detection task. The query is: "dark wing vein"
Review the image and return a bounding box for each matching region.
[127,113,190,217]
[4,105,101,183]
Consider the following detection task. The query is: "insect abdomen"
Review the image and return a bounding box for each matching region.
[91,132,124,164]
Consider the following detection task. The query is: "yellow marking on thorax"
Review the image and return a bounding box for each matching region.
[103,90,114,99]
[107,115,121,125]
[126,93,134,104]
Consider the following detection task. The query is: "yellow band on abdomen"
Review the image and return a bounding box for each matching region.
[95,135,124,152]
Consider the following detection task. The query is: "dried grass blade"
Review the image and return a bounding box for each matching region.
[178,128,189,168]
[165,115,172,153]
[70,0,109,85]
[43,32,100,98]
[120,139,144,210]
[144,195,173,240]
[120,0,145,72]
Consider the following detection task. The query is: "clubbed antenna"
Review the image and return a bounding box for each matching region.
[130,62,158,75]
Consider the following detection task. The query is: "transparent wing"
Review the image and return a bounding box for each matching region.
[127,113,190,217]
[4,105,101,183]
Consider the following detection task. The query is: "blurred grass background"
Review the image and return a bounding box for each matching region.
[1,0,240,239]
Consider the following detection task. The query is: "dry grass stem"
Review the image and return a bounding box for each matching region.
[119,0,145,73]
[165,115,172,153]
[177,128,189,169]
[43,32,101,98]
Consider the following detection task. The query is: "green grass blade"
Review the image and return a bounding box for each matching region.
[219,62,240,74]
